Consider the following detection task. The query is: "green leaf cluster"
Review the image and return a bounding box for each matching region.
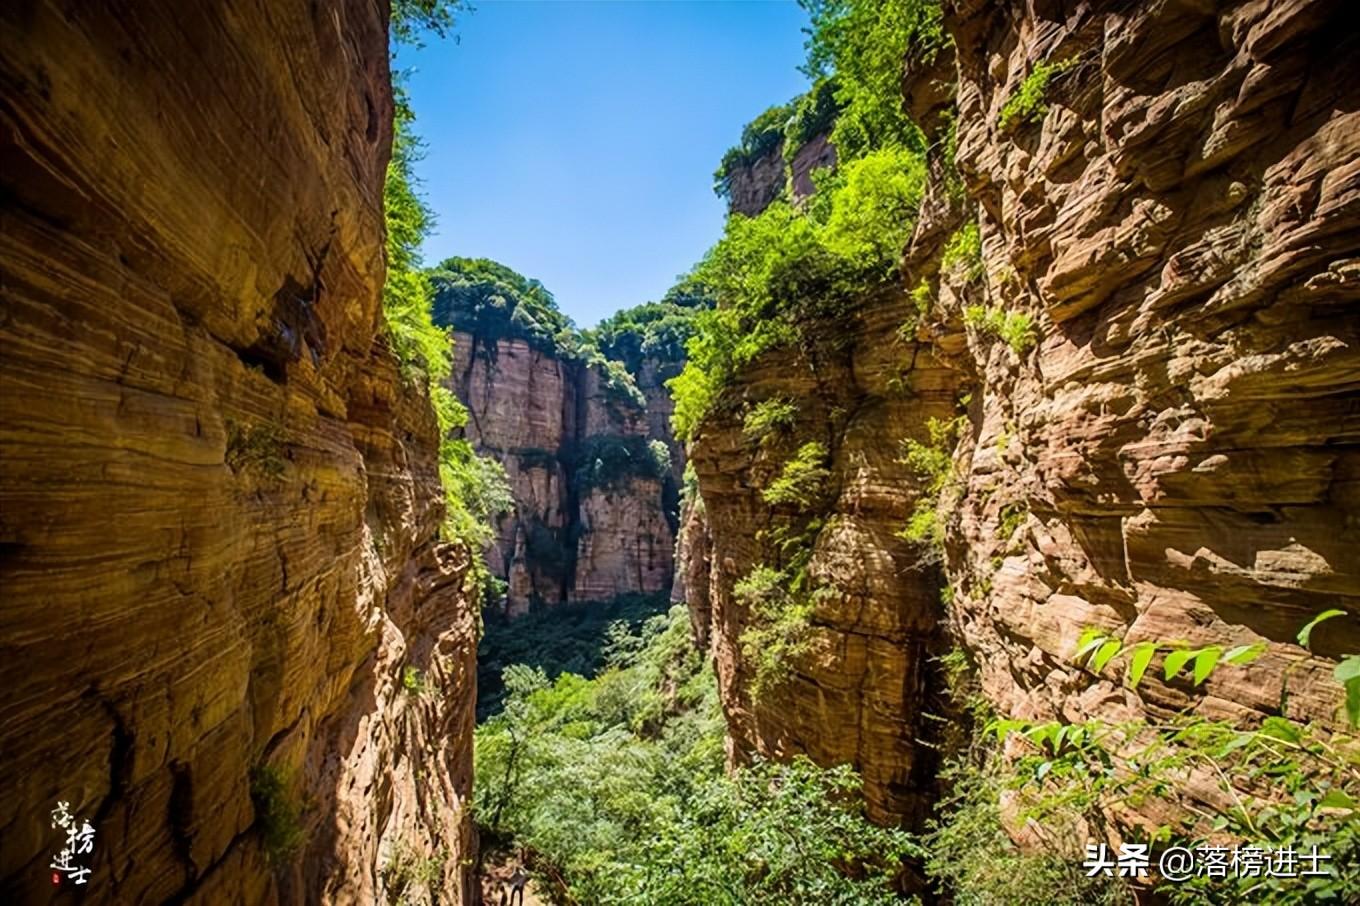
[798,0,943,160]
[997,56,1079,129]
[574,434,671,493]
[381,87,511,581]
[963,304,1037,355]
[475,605,912,903]
[897,415,965,553]
[713,102,794,199]
[762,441,832,510]
[670,146,926,441]
[742,397,800,444]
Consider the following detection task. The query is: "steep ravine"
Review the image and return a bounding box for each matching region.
[0,2,476,903]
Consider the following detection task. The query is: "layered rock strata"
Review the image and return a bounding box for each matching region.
[940,0,1359,782]
[686,0,1359,835]
[450,333,675,616]
[0,2,476,903]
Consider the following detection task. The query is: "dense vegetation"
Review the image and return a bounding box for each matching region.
[671,0,936,442]
[383,6,511,585]
[585,276,713,380]
[475,605,917,904]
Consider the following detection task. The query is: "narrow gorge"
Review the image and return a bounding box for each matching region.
[0,1,1356,905]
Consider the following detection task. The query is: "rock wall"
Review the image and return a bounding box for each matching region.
[687,0,1358,834]
[939,0,1358,772]
[0,2,476,903]
[725,133,836,218]
[450,333,675,616]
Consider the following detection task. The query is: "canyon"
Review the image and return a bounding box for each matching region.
[1,0,1357,903]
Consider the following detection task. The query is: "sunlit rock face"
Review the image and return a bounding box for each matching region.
[0,2,476,902]
[687,0,1358,834]
[941,0,1358,769]
[449,332,677,617]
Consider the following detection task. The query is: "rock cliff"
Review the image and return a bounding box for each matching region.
[685,0,1358,833]
[0,1,476,903]
[939,0,1358,801]
[449,330,676,616]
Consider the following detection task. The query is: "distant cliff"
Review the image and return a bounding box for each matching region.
[433,259,700,616]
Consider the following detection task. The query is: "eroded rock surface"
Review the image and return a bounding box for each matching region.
[687,0,1358,835]
[449,333,676,615]
[941,0,1359,769]
[0,2,475,902]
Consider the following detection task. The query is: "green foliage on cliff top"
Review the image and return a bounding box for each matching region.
[475,605,916,904]
[713,101,795,199]
[585,275,713,380]
[798,0,943,160]
[670,145,926,441]
[429,256,577,356]
[783,77,842,163]
[574,434,671,493]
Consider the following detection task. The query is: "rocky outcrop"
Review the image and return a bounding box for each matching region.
[686,296,961,827]
[0,2,475,903]
[726,133,836,218]
[938,0,1358,768]
[688,0,1358,836]
[450,333,675,616]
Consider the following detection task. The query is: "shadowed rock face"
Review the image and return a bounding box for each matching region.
[0,2,476,903]
[686,0,1358,831]
[450,332,676,617]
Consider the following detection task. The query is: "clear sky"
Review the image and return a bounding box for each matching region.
[397,0,811,328]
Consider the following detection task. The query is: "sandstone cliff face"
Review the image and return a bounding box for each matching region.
[938,0,1359,771]
[0,2,475,903]
[686,299,961,828]
[725,133,836,218]
[450,333,675,616]
[687,0,1358,833]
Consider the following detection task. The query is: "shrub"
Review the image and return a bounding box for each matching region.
[383,840,446,903]
[475,604,913,903]
[382,84,512,592]
[574,435,668,492]
[997,56,1079,128]
[963,304,1037,355]
[428,256,575,358]
[799,0,943,160]
[763,441,832,510]
[735,566,818,699]
[402,665,427,696]
[942,221,983,283]
[898,415,964,554]
[670,146,927,441]
[713,102,794,198]
[820,145,927,272]
[585,278,711,379]
[249,765,305,866]
[783,77,841,162]
[742,397,799,443]
[224,419,286,480]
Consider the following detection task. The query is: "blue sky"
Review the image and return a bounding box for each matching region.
[397,0,811,327]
